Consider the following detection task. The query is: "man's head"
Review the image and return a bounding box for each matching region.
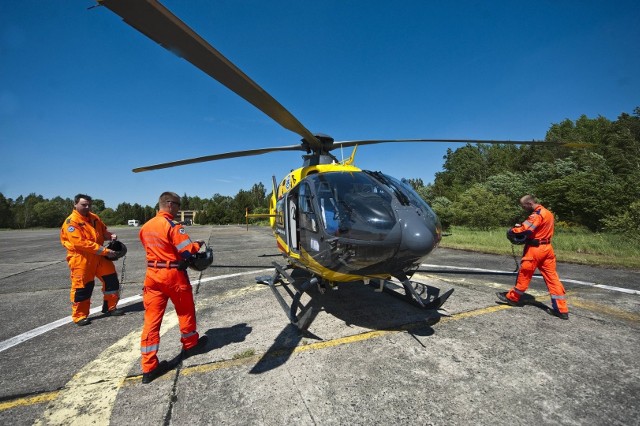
[519,194,538,213]
[158,191,181,216]
[74,194,93,217]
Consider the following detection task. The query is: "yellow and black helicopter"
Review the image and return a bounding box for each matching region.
[96,0,561,325]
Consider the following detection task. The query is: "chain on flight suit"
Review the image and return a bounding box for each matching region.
[138,210,202,374]
[506,204,569,314]
[60,210,120,323]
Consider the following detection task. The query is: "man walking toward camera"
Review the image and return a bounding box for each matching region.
[496,194,569,320]
[138,191,208,383]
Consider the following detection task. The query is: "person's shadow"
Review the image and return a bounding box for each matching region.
[150,323,253,381]
[497,293,553,314]
[191,323,253,356]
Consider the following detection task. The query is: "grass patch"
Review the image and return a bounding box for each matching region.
[439,226,640,269]
[232,349,256,360]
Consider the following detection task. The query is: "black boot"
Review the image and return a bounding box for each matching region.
[142,361,170,384]
[182,336,209,359]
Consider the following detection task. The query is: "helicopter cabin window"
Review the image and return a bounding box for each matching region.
[298,183,312,213]
[316,182,340,234]
[307,172,396,240]
[297,183,318,233]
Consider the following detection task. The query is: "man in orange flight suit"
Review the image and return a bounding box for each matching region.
[60,194,125,326]
[138,191,209,384]
[497,194,569,319]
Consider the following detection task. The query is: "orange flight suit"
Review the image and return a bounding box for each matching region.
[60,210,120,323]
[138,210,202,373]
[506,204,569,314]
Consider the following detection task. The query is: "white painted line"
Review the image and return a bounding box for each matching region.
[562,279,640,295]
[34,280,270,425]
[421,263,640,295]
[421,263,512,275]
[0,268,272,353]
[34,316,178,425]
[0,295,142,354]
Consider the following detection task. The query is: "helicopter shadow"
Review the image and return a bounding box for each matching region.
[249,274,444,374]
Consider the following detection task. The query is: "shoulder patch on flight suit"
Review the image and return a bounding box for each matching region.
[67,226,75,232]
[179,228,186,235]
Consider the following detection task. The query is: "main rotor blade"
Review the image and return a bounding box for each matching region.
[97,0,321,149]
[132,144,305,173]
[332,138,559,149]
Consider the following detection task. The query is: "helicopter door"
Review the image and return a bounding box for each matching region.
[296,182,319,252]
[287,193,299,252]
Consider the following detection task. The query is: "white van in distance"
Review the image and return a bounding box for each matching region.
[127,219,140,227]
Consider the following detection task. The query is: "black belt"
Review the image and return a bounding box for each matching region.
[527,238,551,246]
[147,260,181,269]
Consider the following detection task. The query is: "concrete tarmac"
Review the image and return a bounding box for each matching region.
[0,226,639,425]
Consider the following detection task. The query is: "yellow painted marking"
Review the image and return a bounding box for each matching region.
[4,284,636,416]
[29,284,267,423]
[570,297,640,323]
[34,315,179,426]
[0,391,59,411]
[441,304,511,321]
[171,305,511,379]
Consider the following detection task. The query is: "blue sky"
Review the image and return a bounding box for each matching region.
[1,1,638,209]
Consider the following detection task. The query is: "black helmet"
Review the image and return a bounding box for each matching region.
[506,230,527,245]
[106,240,128,259]
[189,246,213,271]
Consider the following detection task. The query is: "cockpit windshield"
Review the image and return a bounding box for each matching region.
[383,174,439,224]
[306,172,396,240]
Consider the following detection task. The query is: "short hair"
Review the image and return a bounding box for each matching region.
[75,193,92,204]
[159,191,181,205]
[520,194,537,204]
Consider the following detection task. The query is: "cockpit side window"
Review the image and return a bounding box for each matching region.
[298,183,313,213]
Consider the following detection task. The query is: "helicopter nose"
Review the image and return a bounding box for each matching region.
[400,213,435,256]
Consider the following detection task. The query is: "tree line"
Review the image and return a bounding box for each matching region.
[1,108,638,237]
[0,182,270,229]
[412,107,640,237]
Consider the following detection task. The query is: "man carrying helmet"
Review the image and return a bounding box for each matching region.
[138,191,210,384]
[60,194,125,326]
[496,194,569,320]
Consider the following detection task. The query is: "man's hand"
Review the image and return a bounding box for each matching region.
[110,234,118,241]
[106,250,118,260]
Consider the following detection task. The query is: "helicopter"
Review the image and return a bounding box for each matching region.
[96,0,562,326]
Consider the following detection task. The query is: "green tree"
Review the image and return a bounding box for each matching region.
[32,197,70,228]
[181,193,190,210]
[484,172,529,202]
[537,152,627,230]
[405,178,424,191]
[430,196,453,230]
[601,200,640,238]
[450,185,515,229]
[0,193,14,228]
[249,183,269,208]
[92,199,106,213]
[202,194,234,224]
[99,208,119,226]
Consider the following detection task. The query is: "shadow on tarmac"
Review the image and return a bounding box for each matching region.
[248,278,444,375]
[203,323,253,350]
[495,292,555,315]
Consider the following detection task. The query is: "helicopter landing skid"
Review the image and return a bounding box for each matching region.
[377,278,454,310]
[257,262,318,328]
